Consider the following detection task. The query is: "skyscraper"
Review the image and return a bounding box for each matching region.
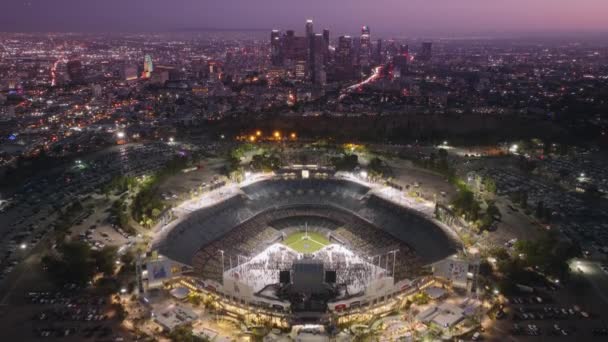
[393,44,409,79]
[419,42,432,61]
[322,29,330,56]
[375,39,383,64]
[305,19,314,38]
[310,34,326,85]
[336,35,353,67]
[306,19,315,80]
[270,29,283,66]
[142,54,154,79]
[359,25,371,67]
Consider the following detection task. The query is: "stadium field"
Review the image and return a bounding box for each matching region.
[283,231,330,253]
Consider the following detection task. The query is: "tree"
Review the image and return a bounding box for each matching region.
[452,188,480,221]
[483,177,497,194]
[111,303,127,322]
[535,201,544,219]
[331,154,359,171]
[93,246,118,276]
[42,241,94,286]
[169,325,209,342]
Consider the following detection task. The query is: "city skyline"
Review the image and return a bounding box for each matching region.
[2,0,608,36]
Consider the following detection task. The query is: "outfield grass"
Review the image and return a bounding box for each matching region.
[282,231,330,253]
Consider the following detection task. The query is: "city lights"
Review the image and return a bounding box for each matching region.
[1,8,605,342]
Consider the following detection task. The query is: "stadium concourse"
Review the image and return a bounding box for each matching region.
[146,167,462,322]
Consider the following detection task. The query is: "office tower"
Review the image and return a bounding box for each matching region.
[150,66,173,85]
[335,35,355,80]
[311,34,326,85]
[67,59,84,84]
[336,36,353,66]
[294,60,307,80]
[359,25,371,67]
[142,54,154,79]
[375,39,383,64]
[419,42,432,61]
[305,19,314,38]
[270,29,283,66]
[322,29,330,47]
[393,44,409,79]
[305,20,315,78]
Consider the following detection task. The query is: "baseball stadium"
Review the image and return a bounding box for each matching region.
[145,168,462,326]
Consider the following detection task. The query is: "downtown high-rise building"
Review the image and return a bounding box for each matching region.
[393,44,409,79]
[270,29,283,66]
[142,54,154,79]
[359,25,371,67]
[310,33,326,85]
[375,39,383,64]
[336,35,353,67]
[274,26,309,80]
[322,29,330,56]
[306,19,315,80]
[305,19,314,38]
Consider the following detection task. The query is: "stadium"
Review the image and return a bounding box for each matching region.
[147,169,462,325]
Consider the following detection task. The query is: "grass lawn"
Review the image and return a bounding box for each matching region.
[282,231,330,253]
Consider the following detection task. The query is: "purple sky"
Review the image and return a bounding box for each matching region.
[2,0,608,35]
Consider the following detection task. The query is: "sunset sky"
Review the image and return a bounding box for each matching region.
[2,0,608,36]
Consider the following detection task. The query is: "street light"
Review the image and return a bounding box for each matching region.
[19,243,27,250]
[116,131,125,139]
[219,250,225,273]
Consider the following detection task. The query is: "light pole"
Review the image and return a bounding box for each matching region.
[219,249,225,274]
